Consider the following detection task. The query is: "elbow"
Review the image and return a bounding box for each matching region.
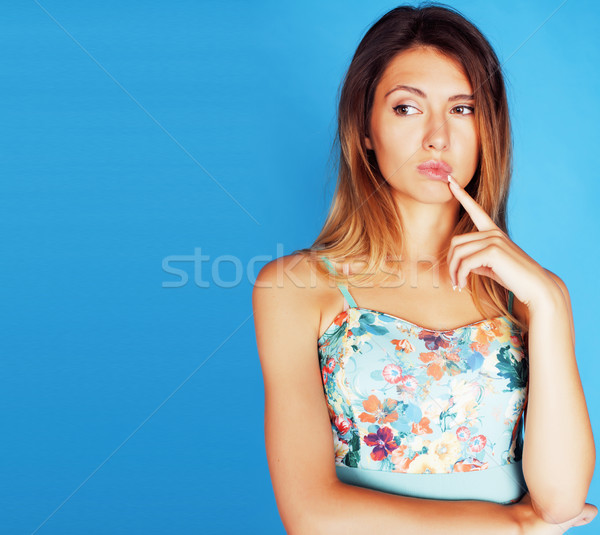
[536,465,596,524]
[533,497,585,525]
[525,460,595,525]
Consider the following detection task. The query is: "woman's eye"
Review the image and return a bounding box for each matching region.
[392,104,475,116]
[452,105,475,115]
[392,104,419,116]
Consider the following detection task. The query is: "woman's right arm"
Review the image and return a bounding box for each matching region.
[252,255,593,535]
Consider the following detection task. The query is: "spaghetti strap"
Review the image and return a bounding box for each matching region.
[508,290,514,315]
[320,255,358,309]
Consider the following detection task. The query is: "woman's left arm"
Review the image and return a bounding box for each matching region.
[444,175,595,525]
[521,267,595,524]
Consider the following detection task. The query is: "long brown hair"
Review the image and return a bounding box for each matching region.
[295,3,525,333]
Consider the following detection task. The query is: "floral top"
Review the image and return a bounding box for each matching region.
[318,257,529,477]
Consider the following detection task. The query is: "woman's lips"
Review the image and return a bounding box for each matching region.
[417,159,452,173]
[417,167,450,181]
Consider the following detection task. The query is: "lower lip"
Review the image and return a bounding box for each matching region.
[418,168,449,181]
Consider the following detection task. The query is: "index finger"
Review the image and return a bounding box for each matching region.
[447,174,498,232]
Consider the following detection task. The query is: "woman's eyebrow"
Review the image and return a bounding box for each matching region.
[384,84,474,102]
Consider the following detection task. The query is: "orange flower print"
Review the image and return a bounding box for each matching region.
[391,444,411,472]
[334,413,352,435]
[333,310,349,327]
[382,364,403,384]
[454,458,489,472]
[411,416,433,435]
[358,394,399,424]
[445,351,460,363]
[510,335,523,349]
[400,374,418,392]
[406,453,446,473]
[363,426,399,461]
[391,338,415,353]
[322,357,336,385]
[474,320,503,345]
[456,425,471,442]
[419,351,445,381]
[469,434,487,453]
[394,374,419,403]
[470,341,490,356]
[420,349,463,380]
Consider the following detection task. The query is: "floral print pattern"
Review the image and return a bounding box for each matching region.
[318,307,528,475]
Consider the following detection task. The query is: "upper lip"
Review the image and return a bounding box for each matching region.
[417,159,452,173]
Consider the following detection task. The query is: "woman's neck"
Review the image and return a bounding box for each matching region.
[395,196,461,265]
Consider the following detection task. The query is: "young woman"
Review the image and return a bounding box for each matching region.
[253,4,596,533]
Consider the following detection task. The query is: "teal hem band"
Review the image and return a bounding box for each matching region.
[335,459,527,504]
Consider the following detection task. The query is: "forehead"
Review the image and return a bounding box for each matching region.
[377,47,472,96]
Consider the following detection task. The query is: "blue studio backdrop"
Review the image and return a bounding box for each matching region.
[1,1,598,533]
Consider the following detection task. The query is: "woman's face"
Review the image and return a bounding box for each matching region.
[366,46,480,203]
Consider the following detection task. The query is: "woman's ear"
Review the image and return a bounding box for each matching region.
[365,134,373,150]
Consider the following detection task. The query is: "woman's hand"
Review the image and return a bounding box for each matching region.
[515,491,597,533]
[445,174,556,310]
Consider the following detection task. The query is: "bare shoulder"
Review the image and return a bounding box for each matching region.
[253,251,322,291]
[252,252,325,335]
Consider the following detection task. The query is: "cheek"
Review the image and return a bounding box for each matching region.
[372,120,413,159]
[372,139,412,179]
[459,127,479,163]
[470,123,480,154]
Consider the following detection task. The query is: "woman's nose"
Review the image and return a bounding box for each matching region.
[423,116,450,151]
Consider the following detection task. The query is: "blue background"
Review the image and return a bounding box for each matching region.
[1,1,598,533]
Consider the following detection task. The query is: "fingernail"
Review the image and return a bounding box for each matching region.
[458,285,462,292]
[452,284,457,291]
[448,175,459,187]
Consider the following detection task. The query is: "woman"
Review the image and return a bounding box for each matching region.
[253,4,596,533]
